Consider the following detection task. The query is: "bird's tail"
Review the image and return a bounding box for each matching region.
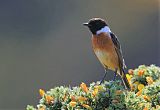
[121,69,130,90]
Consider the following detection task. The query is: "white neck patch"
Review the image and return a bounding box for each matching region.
[96,26,111,35]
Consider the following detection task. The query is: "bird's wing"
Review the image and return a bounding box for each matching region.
[110,32,126,74]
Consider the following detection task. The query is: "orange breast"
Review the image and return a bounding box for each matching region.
[92,33,119,71]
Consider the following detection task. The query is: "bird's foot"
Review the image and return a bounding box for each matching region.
[112,73,117,81]
[100,70,108,85]
[100,79,104,85]
[112,69,118,81]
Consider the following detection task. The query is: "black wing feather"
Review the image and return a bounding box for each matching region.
[110,32,126,74]
[110,32,130,89]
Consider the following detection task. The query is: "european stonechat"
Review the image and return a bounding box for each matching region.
[83,18,130,89]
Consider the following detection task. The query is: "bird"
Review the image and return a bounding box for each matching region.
[83,18,130,89]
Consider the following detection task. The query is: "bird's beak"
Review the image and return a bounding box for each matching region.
[83,22,90,26]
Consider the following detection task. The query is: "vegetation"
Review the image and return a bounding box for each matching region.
[27,65,160,110]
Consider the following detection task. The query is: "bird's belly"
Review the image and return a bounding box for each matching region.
[94,49,118,71]
[92,34,119,71]
[95,50,109,64]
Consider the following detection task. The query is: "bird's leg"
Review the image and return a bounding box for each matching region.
[99,68,111,107]
[105,69,118,101]
[100,69,108,84]
[113,68,118,81]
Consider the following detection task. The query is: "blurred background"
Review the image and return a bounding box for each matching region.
[0,0,159,109]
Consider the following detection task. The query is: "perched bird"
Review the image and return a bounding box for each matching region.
[83,18,130,89]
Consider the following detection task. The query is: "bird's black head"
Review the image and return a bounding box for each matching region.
[83,18,108,35]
